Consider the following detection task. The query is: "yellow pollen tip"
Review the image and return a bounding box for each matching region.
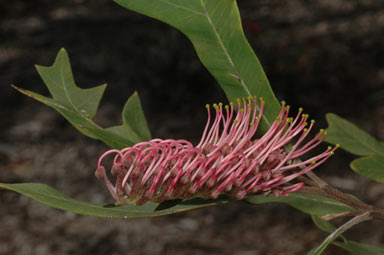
[247,103,251,108]
[286,105,291,110]
[299,107,303,112]
[330,151,335,156]
[253,96,257,100]
[311,160,316,165]
[303,128,308,132]
[324,131,328,135]
[327,146,332,151]
[320,129,324,133]
[247,96,251,101]
[311,119,315,124]
[240,108,244,113]
[225,105,229,110]
[230,102,234,106]
[335,144,340,148]
[281,100,286,106]
[236,98,241,103]
[255,116,259,120]
[250,122,254,127]
[304,122,308,127]
[233,119,238,124]
[219,103,223,107]
[205,104,210,109]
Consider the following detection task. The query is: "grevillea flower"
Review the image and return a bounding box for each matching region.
[95,97,338,205]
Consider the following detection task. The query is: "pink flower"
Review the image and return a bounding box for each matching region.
[95,97,337,205]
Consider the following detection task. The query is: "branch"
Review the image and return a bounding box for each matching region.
[298,184,384,221]
[310,212,372,255]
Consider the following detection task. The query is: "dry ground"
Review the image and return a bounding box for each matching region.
[1,0,384,254]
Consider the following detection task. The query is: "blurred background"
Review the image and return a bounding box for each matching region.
[1,0,383,254]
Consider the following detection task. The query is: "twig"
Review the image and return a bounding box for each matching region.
[310,212,372,255]
[320,211,361,221]
[305,172,328,188]
[298,185,384,221]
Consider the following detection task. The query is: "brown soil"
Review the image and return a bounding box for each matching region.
[1,0,384,254]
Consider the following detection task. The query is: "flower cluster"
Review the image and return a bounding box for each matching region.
[95,97,337,205]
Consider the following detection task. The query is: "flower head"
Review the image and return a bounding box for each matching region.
[96,97,337,205]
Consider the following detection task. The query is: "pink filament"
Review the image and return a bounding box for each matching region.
[96,97,337,205]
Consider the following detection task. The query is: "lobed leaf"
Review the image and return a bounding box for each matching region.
[325,113,384,157]
[245,193,354,216]
[0,183,225,218]
[114,0,281,132]
[350,155,384,184]
[14,48,151,149]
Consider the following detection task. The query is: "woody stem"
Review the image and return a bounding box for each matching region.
[298,172,384,221]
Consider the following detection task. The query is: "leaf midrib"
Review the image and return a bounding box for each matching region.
[331,116,384,157]
[50,67,143,145]
[288,194,351,209]
[0,183,215,217]
[199,0,271,127]
[59,64,84,118]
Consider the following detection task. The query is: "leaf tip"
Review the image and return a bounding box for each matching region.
[11,84,27,95]
[325,112,338,122]
[56,48,69,61]
[34,64,43,72]
[11,84,19,90]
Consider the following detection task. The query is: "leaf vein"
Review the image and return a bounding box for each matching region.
[159,0,204,16]
[199,0,271,127]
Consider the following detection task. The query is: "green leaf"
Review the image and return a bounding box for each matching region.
[13,48,151,149]
[311,215,347,243]
[0,183,225,218]
[309,212,372,255]
[114,0,281,132]
[106,93,152,144]
[334,240,384,255]
[325,113,384,157]
[350,155,384,184]
[245,193,354,216]
[308,240,332,255]
[311,215,337,233]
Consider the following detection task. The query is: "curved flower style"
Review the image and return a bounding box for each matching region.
[96,97,338,205]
